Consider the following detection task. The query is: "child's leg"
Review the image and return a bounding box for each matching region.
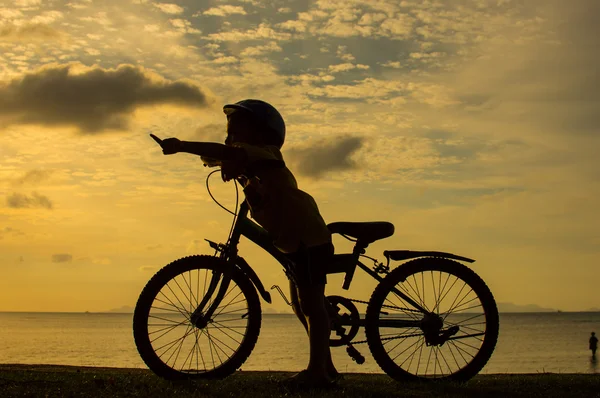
[289,279,308,330]
[289,280,338,377]
[296,282,338,379]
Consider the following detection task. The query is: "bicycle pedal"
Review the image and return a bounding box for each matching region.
[346,345,365,365]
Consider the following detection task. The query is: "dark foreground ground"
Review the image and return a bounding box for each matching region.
[0,364,598,398]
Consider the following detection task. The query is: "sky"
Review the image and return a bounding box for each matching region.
[0,0,598,313]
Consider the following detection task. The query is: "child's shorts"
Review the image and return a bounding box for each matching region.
[285,242,334,286]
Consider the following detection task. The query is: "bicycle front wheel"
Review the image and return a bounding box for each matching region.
[133,255,262,380]
[365,257,498,381]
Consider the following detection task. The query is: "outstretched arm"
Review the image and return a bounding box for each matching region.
[181,141,246,161]
[150,134,246,162]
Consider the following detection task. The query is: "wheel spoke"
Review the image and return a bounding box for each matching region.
[383,296,421,321]
[148,319,189,342]
[390,335,423,362]
[442,284,473,321]
[447,332,485,342]
[405,336,425,372]
[438,346,452,376]
[156,291,188,319]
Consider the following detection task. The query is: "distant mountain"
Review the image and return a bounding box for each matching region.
[106,305,293,314]
[107,302,564,314]
[497,302,557,313]
[585,307,600,312]
[107,305,134,313]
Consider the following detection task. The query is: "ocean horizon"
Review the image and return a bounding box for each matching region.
[1,311,599,375]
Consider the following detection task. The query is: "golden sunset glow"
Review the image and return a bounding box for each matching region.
[1,0,598,313]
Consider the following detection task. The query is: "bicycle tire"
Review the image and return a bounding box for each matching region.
[365,257,499,381]
[133,255,262,380]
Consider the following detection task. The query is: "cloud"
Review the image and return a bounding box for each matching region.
[30,10,63,24]
[13,169,53,185]
[308,77,405,99]
[380,61,402,68]
[14,0,42,7]
[169,18,201,34]
[328,63,369,73]
[277,20,307,33]
[202,5,246,17]
[0,63,213,133]
[52,253,73,263]
[287,136,364,178]
[206,23,291,42]
[212,56,238,64]
[152,3,184,14]
[240,41,282,57]
[0,23,64,41]
[6,192,53,209]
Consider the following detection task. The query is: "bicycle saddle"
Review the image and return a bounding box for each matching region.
[327,221,395,244]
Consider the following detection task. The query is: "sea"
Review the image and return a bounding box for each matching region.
[0,312,598,375]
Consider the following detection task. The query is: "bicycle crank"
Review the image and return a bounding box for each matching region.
[327,295,361,347]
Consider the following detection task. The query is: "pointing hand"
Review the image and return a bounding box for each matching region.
[150,134,181,155]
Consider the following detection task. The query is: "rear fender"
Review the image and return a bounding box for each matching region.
[383,250,475,263]
[235,256,272,303]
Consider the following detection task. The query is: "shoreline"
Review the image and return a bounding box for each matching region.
[1,362,595,375]
[1,364,598,397]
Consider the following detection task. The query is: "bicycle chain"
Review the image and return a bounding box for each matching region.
[350,331,424,345]
[345,297,422,313]
[339,298,423,345]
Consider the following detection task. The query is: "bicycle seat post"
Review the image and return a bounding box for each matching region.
[342,240,368,290]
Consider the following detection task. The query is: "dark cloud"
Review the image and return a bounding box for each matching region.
[0,63,213,133]
[0,23,63,41]
[52,253,73,263]
[286,136,364,178]
[0,227,25,239]
[14,169,53,185]
[6,191,53,209]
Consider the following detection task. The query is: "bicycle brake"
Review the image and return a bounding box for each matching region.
[205,239,225,253]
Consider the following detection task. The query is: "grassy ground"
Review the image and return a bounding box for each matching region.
[0,364,598,398]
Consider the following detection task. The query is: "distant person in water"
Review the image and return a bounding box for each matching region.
[590,332,598,358]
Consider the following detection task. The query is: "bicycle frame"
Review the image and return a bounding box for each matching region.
[191,199,428,329]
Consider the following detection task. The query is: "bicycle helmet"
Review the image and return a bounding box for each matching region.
[223,99,286,148]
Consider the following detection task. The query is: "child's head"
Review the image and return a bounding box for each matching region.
[223,99,285,148]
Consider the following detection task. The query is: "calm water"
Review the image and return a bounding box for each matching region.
[0,312,598,374]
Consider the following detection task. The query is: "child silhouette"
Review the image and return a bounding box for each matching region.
[152,99,338,387]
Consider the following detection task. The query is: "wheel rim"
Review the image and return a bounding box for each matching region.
[376,269,490,378]
[145,267,251,375]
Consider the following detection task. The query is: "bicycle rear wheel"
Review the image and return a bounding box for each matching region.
[133,255,261,380]
[365,257,498,381]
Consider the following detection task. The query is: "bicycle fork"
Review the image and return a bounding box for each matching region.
[190,266,235,329]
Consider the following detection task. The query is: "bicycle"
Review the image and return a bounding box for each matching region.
[133,136,499,382]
